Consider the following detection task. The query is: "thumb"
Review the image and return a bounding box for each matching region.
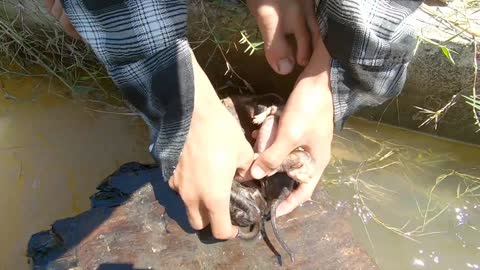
[250,139,295,179]
[234,140,255,182]
[255,6,295,75]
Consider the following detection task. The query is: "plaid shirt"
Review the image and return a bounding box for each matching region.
[62,0,423,180]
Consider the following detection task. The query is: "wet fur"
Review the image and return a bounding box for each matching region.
[224,94,298,263]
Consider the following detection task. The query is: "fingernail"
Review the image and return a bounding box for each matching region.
[277,58,294,74]
[251,165,266,179]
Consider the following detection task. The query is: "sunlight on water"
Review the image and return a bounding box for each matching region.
[326,118,480,270]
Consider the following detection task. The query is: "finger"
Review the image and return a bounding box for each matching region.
[251,129,259,140]
[277,138,331,216]
[206,198,238,240]
[235,140,255,182]
[255,5,295,75]
[168,173,209,230]
[304,136,332,178]
[250,138,296,179]
[286,166,312,184]
[48,0,64,19]
[304,0,321,49]
[45,0,81,40]
[168,175,178,192]
[44,0,54,13]
[276,181,316,217]
[59,12,81,39]
[293,14,311,66]
[185,202,210,230]
[168,179,176,191]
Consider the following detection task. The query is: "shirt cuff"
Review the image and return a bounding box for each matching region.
[330,59,409,130]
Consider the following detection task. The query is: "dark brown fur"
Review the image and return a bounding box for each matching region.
[224,94,300,262]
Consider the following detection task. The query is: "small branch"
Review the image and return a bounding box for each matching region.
[199,1,254,93]
[471,37,480,130]
[84,107,140,116]
[414,91,460,129]
[239,30,263,55]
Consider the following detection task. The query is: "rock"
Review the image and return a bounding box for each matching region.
[27,163,378,269]
[357,1,480,145]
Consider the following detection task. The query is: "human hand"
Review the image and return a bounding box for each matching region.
[249,38,333,216]
[44,0,81,39]
[168,53,254,240]
[246,0,319,74]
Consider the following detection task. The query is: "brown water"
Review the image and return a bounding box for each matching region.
[0,76,152,270]
[1,75,479,270]
[326,120,480,270]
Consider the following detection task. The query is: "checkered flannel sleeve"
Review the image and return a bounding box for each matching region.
[62,0,424,180]
[62,0,194,181]
[317,0,423,129]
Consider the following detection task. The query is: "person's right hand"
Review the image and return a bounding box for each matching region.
[168,52,255,240]
[247,0,320,75]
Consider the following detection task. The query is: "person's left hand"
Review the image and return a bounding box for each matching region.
[45,0,81,39]
[246,0,320,75]
[249,37,334,217]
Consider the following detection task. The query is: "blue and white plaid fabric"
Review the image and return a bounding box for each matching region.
[62,0,423,179]
[63,0,194,181]
[316,0,423,128]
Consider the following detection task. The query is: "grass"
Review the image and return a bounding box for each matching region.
[0,0,261,108]
[187,0,263,93]
[2,0,478,132]
[0,1,117,100]
[414,0,480,130]
[325,128,480,244]
[194,0,256,93]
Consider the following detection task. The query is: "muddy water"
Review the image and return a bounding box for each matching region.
[326,119,480,270]
[1,75,479,270]
[0,76,152,270]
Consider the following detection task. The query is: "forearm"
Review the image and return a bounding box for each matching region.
[62,0,195,180]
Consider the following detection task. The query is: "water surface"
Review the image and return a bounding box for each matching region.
[326,119,480,270]
[0,76,152,270]
[1,75,479,270]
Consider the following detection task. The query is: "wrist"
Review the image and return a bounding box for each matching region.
[190,53,225,120]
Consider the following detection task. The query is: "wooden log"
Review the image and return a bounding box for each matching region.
[27,162,378,269]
